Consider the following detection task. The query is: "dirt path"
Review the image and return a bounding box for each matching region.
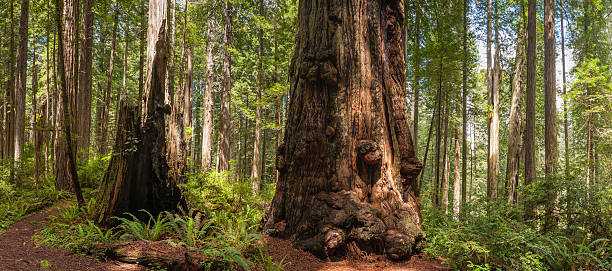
[0,205,144,271]
[265,236,451,271]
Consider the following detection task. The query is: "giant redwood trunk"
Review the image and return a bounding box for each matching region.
[266,0,423,260]
[95,0,182,225]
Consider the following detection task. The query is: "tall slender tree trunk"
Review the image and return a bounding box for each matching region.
[441,102,450,212]
[461,0,469,210]
[410,0,421,155]
[266,0,423,260]
[13,0,29,173]
[99,6,119,155]
[77,0,94,161]
[524,0,537,220]
[251,0,264,191]
[33,44,40,192]
[56,0,81,191]
[560,0,570,225]
[434,60,443,207]
[118,25,128,123]
[138,0,146,112]
[201,16,215,171]
[487,0,500,199]
[543,0,558,232]
[94,36,106,156]
[217,0,233,172]
[418,85,440,194]
[506,9,526,203]
[453,110,461,220]
[5,0,16,167]
[55,0,84,206]
[273,0,282,184]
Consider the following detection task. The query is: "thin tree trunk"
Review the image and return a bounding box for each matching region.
[77,0,94,161]
[524,0,537,220]
[411,0,421,155]
[441,101,450,212]
[94,35,106,156]
[217,0,233,172]
[100,5,119,155]
[560,0,570,225]
[487,0,500,199]
[119,25,128,119]
[201,16,215,171]
[13,0,29,173]
[33,44,40,192]
[5,0,15,167]
[453,111,461,220]
[418,84,440,194]
[543,0,558,232]
[461,0,469,210]
[138,0,145,112]
[506,9,526,203]
[55,0,84,207]
[434,59,443,207]
[251,0,264,190]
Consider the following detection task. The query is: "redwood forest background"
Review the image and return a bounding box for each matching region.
[0,0,610,270]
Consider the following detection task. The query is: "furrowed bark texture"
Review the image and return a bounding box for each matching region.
[95,0,182,225]
[506,19,525,204]
[201,18,216,171]
[217,0,232,172]
[543,0,558,232]
[266,0,423,260]
[56,0,80,191]
[524,0,537,220]
[77,0,94,160]
[13,0,29,167]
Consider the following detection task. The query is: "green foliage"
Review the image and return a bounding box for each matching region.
[168,208,213,248]
[423,199,612,271]
[33,201,115,252]
[114,210,172,241]
[77,154,110,189]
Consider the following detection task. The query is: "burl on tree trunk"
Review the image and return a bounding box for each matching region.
[265,0,423,260]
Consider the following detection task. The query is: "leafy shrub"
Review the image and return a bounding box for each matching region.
[423,198,612,271]
[77,154,110,189]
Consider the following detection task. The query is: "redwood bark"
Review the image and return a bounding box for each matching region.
[201,18,216,171]
[13,0,29,167]
[77,0,94,160]
[453,114,461,220]
[266,0,423,260]
[55,0,84,206]
[506,13,526,204]
[524,0,537,220]
[543,0,558,231]
[55,0,80,191]
[217,0,232,172]
[461,0,468,209]
[251,0,264,189]
[487,0,500,199]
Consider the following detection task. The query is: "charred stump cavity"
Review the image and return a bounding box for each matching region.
[95,2,183,225]
[265,0,424,261]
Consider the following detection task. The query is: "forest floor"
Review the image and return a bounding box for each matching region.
[0,204,449,271]
[0,203,144,271]
[265,236,450,271]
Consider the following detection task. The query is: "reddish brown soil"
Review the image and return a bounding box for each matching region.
[0,205,144,271]
[264,236,451,271]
